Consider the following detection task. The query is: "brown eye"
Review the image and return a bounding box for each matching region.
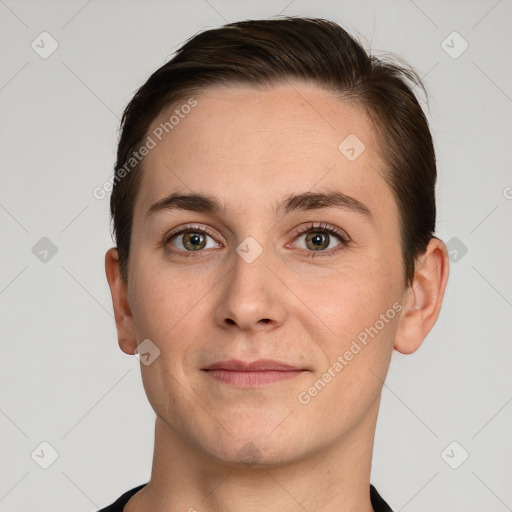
[304,231,331,251]
[291,223,349,258]
[296,229,344,252]
[182,232,207,251]
[167,228,219,254]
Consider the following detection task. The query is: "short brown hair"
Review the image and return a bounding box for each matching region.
[111,16,436,285]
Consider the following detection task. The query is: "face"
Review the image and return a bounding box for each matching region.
[122,82,409,466]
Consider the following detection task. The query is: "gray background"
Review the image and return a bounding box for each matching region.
[1,0,511,510]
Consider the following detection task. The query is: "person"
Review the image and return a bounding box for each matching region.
[100,16,449,512]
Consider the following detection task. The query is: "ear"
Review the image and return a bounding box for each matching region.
[394,237,450,354]
[105,247,137,355]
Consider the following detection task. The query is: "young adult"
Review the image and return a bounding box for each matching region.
[100,17,449,512]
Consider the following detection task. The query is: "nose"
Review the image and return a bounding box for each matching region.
[213,244,288,332]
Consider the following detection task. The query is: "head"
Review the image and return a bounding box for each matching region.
[105,17,449,467]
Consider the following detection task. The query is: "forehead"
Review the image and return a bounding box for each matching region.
[134,82,395,222]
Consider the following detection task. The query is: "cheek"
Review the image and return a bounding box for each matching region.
[309,264,398,332]
[128,249,215,340]
[296,276,399,430]
[299,263,401,390]
[128,264,213,414]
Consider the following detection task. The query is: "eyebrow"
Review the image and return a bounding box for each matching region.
[147,191,373,222]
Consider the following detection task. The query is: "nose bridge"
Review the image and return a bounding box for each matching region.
[215,236,286,329]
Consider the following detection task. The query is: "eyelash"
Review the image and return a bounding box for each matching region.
[163,222,350,259]
[296,222,350,258]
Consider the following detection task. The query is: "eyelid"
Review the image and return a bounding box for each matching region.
[287,222,350,258]
[164,223,222,244]
[290,222,350,243]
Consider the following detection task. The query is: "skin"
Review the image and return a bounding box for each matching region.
[105,81,449,512]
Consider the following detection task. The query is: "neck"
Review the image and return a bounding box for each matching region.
[126,409,378,512]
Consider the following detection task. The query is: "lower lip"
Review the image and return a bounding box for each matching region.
[204,370,305,386]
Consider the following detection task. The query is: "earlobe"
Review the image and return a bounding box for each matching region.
[105,248,137,355]
[394,237,450,354]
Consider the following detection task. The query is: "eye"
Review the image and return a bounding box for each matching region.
[291,222,349,257]
[165,225,221,255]
[163,222,349,258]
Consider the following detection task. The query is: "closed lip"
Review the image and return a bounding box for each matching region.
[202,359,303,371]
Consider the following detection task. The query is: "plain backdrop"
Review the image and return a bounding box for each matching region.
[1,0,511,511]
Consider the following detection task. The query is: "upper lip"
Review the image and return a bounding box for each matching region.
[203,359,303,371]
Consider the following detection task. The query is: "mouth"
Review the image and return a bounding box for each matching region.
[202,359,308,387]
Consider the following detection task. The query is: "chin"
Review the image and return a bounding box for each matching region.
[198,422,309,469]
[207,440,302,469]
